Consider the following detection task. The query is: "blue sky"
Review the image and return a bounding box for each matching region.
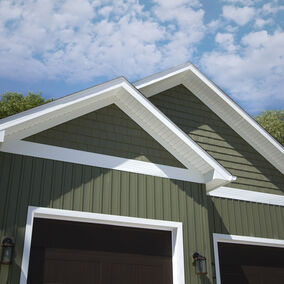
[0,0,283,115]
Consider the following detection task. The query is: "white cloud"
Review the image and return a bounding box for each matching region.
[241,30,269,48]
[153,0,201,9]
[201,30,284,113]
[215,33,238,52]
[207,19,222,32]
[152,0,205,68]
[222,5,255,26]
[225,25,239,33]
[254,17,273,28]
[261,2,284,15]
[0,0,283,114]
[221,0,255,5]
[0,0,206,82]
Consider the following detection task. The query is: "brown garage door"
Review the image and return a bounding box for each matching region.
[218,242,284,284]
[43,248,172,284]
[28,218,173,284]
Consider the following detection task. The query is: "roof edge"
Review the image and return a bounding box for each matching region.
[135,63,284,174]
[189,64,284,154]
[0,75,233,185]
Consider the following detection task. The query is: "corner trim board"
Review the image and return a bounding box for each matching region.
[20,206,185,284]
[213,233,284,284]
[208,186,284,207]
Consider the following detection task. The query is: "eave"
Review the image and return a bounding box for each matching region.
[135,63,284,175]
[0,76,235,191]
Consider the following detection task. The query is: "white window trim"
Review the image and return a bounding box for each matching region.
[213,233,284,284]
[208,186,284,207]
[20,206,185,284]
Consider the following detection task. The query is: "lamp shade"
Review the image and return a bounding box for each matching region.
[1,238,14,264]
[193,252,207,275]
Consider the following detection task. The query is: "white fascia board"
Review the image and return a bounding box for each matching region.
[3,97,114,142]
[208,186,284,207]
[187,65,284,173]
[0,130,4,142]
[0,75,233,185]
[205,178,235,192]
[120,81,234,182]
[136,62,281,154]
[0,140,205,183]
[135,63,284,174]
[189,65,284,155]
[0,77,124,129]
[0,78,125,139]
[134,62,192,89]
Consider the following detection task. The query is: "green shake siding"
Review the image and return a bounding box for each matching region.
[25,104,184,168]
[150,85,284,195]
[0,152,212,284]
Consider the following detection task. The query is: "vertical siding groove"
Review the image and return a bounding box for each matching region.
[1,152,284,284]
[209,196,284,240]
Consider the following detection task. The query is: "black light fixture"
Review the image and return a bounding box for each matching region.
[1,237,14,265]
[192,252,207,275]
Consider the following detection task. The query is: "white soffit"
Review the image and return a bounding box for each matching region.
[134,63,284,174]
[0,77,234,189]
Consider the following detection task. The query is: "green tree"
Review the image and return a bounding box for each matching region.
[255,110,284,146]
[0,92,52,119]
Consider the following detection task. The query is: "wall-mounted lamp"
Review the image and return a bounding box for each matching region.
[192,252,207,275]
[1,237,14,265]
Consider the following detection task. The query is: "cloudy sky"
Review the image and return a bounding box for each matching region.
[0,0,283,115]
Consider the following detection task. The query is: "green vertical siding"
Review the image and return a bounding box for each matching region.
[25,104,184,168]
[207,196,284,283]
[150,85,284,195]
[208,196,284,240]
[0,152,211,284]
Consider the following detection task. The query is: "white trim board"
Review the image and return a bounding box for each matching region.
[20,207,185,284]
[0,77,234,190]
[213,233,284,284]
[0,140,204,183]
[135,63,284,175]
[208,186,284,207]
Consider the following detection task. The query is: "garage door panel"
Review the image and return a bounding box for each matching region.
[218,242,284,284]
[28,218,173,284]
[39,248,172,284]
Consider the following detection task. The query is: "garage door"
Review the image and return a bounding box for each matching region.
[218,242,284,284]
[27,218,173,284]
[43,248,171,284]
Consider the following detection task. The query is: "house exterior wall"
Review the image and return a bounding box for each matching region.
[1,86,283,283]
[25,104,183,168]
[207,196,284,283]
[149,85,284,195]
[0,152,211,284]
[208,196,284,240]
[1,154,284,283]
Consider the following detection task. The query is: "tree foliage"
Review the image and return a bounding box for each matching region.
[255,110,284,146]
[0,92,52,119]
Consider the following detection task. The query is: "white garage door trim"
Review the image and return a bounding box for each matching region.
[20,206,185,284]
[213,233,284,284]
